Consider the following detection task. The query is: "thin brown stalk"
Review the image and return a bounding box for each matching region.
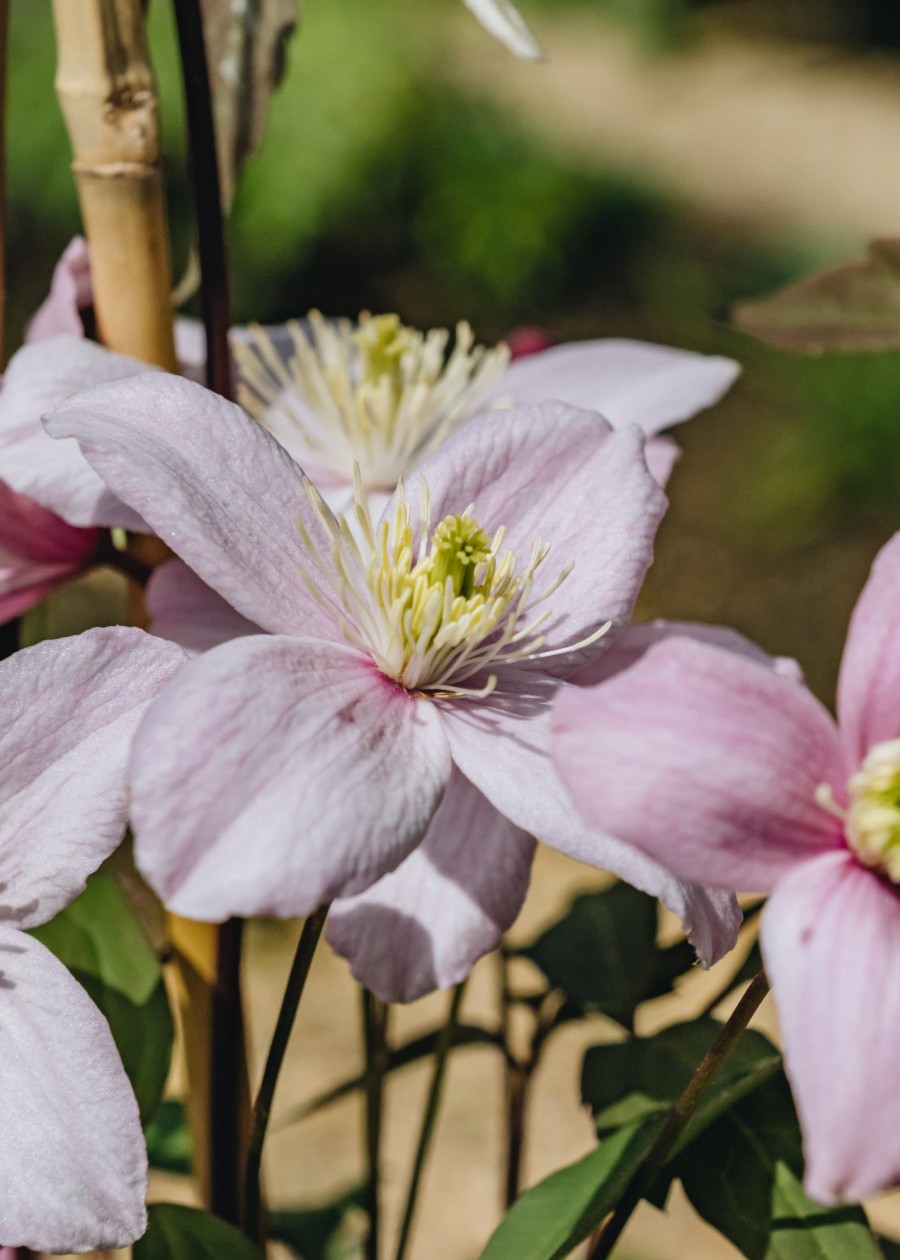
[0,0,9,368]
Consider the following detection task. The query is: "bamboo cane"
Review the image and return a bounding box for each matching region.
[50,0,177,369]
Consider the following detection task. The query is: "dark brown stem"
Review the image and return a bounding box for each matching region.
[172,0,233,399]
[362,991,390,1260]
[209,917,245,1224]
[0,0,9,368]
[587,971,770,1260]
[95,535,154,587]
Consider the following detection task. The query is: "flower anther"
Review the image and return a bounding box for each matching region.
[234,311,510,489]
[296,469,609,697]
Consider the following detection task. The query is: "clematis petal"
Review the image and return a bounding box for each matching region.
[461,0,543,58]
[0,627,186,928]
[393,403,666,668]
[0,481,99,622]
[0,928,147,1251]
[131,635,451,919]
[328,768,535,1002]
[0,337,150,530]
[147,558,261,655]
[442,676,741,964]
[552,636,843,893]
[25,236,92,343]
[492,340,739,436]
[47,372,347,639]
[837,532,900,766]
[762,851,900,1203]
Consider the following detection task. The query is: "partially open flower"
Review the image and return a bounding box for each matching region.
[552,532,900,1205]
[48,373,741,1001]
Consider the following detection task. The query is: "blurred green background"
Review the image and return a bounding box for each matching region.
[8,0,900,698]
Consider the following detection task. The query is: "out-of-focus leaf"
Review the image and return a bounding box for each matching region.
[521,883,696,1029]
[200,0,299,206]
[478,1118,663,1260]
[145,1098,193,1176]
[269,1187,366,1260]
[135,1203,263,1259]
[676,1073,880,1259]
[581,1019,781,1146]
[31,870,174,1123]
[279,1022,503,1127]
[733,239,900,354]
[461,0,543,59]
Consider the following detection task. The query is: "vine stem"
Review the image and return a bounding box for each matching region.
[362,990,391,1260]
[172,0,233,398]
[0,0,9,368]
[393,982,467,1260]
[243,905,331,1243]
[587,970,770,1260]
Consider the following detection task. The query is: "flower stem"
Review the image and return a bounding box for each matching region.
[362,990,391,1260]
[393,982,467,1260]
[587,970,770,1260]
[210,918,246,1224]
[243,905,330,1244]
[172,0,233,399]
[0,0,9,369]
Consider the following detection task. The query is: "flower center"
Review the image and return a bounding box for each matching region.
[845,739,900,881]
[296,473,609,696]
[234,311,509,490]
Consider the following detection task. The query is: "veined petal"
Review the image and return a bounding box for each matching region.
[837,532,900,767]
[441,676,741,964]
[0,481,98,622]
[644,436,680,487]
[391,403,666,668]
[328,768,535,1001]
[0,337,150,530]
[762,851,900,1203]
[0,627,186,927]
[0,929,147,1251]
[491,340,740,436]
[461,0,543,58]
[552,636,843,893]
[131,635,451,919]
[147,559,261,655]
[46,372,345,639]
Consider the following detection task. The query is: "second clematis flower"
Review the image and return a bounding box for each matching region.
[551,532,900,1205]
[48,374,740,1001]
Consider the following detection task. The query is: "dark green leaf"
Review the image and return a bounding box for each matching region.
[522,883,696,1029]
[269,1187,366,1260]
[478,1118,663,1260]
[135,1203,263,1259]
[676,1073,880,1259]
[581,1018,781,1146]
[145,1099,193,1176]
[31,870,174,1123]
[279,1023,503,1127]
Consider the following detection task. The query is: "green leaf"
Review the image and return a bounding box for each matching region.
[478,1118,663,1260]
[732,239,900,354]
[581,1019,781,1146]
[145,1099,193,1177]
[269,1187,366,1260]
[676,1073,880,1259]
[134,1203,263,1259]
[31,870,174,1124]
[522,883,696,1029]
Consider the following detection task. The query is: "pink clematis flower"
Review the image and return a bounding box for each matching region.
[47,373,740,1001]
[551,532,900,1204]
[0,624,185,1250]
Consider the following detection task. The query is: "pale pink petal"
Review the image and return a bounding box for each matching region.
[0,337,150,529]
[25,237,92,343]
[837,532,900,767]
[551,637,843,893]
[146,559,261,655]
[0,627,186,928]
[762,851,900,1203]
[392,403,666,668]
[0,481,99,621]
[328,768,535,1001]
[441,677,741,964]
[47,372,346,639]
[131,635,451,919]
[0,928,147,1250]
[490,340,739,435]
[644,435,680,486]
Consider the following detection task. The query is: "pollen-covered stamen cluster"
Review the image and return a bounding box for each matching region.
[234,310,510,488]
[840,739,900,882]
[296,472,605,696]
